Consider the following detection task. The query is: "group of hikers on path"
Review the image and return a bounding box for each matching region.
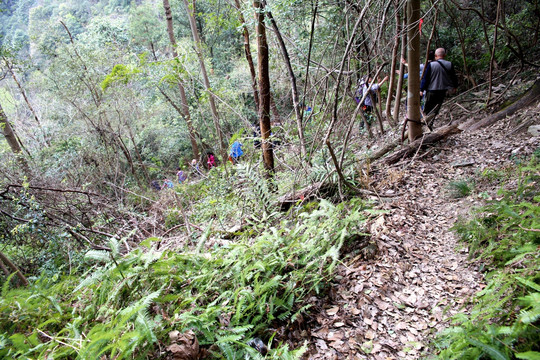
[151,140,244,191]
[356,47,458,130]
[152,48,457,191]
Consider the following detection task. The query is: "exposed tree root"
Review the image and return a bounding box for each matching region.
[382,125,462,165]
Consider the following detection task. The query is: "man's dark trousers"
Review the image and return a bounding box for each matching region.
[424,90,447,116]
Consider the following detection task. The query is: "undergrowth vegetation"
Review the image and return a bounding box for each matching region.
[435,156,540,359]
[0,198,372,359]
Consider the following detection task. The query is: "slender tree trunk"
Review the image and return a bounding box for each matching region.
[182,0,227,162]
[262,4,307,159]
[421,6,438,81]
[233,0,260,112]
[162,0,200,161]
[3,58,49,147]
[385,2,400,125]
[254,0,274,176]
[0,103,30,174]
[487,0,501,103]
[157,86,201,162]
[0,259,10,277]
[393,10,407,125]
[407,0,422,141]
[445,4,476,87]
[0,251,29,287]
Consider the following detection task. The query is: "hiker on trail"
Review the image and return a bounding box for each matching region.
[177,167,187,183]
[355,75,389,114]
[420,48,458,127]
[229,141,243,164]
[207,153,216,169]
[162,178,174,189]
[303,104,312,118]
[191,159,203,177]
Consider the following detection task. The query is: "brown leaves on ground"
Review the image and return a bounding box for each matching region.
[295,115,539,359]
[167,330,200,360]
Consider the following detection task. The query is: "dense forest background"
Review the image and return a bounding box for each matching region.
[0,0,539,358]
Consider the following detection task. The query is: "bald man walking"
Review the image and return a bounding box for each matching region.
[420,48,458,128]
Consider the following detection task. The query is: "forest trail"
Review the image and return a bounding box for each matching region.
[300,114,540,359]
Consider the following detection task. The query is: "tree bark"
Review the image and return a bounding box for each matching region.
[3,57,49,147]
[182,0,227,162]
[0,251,29,287]
[0,259,10,277]
[0,103,30,174]
[162,0,200,162]
[385,125,461,165]
[445,3,476,87]
[254,0,275,176]
[393,10,406,125]
[385,1,400,125]
[233,0,260,112]
[263,4,307,159]
[486,0,501,103]
[407,0,422,142]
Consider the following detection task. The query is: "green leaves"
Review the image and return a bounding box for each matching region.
[436,156,540,359]
[516,352,540,360]
[101,63,141,91]
[0,197,368,359]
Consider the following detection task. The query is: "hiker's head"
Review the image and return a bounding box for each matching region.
[435,48,446,60]
[428,50,435,61]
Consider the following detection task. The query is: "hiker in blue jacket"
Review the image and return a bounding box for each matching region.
[229,141,243,164]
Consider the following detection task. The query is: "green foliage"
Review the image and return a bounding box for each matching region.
[0,199,370,358]
[435,156,540,359]
[101,63,141,90]
[446,179,474,198]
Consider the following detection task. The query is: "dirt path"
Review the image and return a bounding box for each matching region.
[300,116,539,359]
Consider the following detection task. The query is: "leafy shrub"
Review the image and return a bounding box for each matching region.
[435,156,540,359]
[0,199,370,359]
[446,179,474,198]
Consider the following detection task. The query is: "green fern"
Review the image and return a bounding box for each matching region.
[436,156,540,359]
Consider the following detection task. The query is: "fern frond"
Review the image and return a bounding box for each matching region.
[84,250,110,263]
[1,273,17,297]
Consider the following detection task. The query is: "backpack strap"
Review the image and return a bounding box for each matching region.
[436,60,452,77]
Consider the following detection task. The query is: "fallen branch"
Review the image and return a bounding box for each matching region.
[382,125,462,165]
[460,78,540,131]
[3,184,99,198]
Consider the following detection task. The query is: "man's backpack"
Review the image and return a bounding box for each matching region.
[355,81,378,106]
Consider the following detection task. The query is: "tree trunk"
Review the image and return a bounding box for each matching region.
[393,10,406,125]
[3,57,49,146]
[0,251,29,287]
[233,0,260,112]
[445,4,476,87]
[0,103,30,174]
[0,257,10,277]
[263,4,307,159]
[407,0,422,141]
[182,0,227,162]
[254,0,274,177]
[385,3,400,125]
[162,0,200,162]
[461,78,540,131]
[487,0,501,103]
[385,125,461,165]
